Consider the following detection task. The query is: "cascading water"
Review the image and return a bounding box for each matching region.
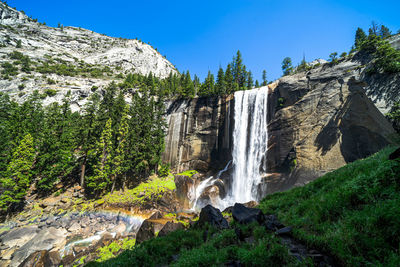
[191,87,269,211]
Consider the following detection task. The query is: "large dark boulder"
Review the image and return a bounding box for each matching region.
[264,214,284,231]
[197,205,229,229]
[158,221,185,237]
[232,203,263,224]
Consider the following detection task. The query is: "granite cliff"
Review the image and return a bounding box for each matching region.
[163,55,397,198]
[0,3,176,109]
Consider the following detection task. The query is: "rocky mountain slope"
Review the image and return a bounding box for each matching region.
[0,3,176,109]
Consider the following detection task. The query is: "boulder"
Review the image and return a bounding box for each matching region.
[67,222,81,232]
[264,214,284,231]
[158,222,185,237]
[44,251,61,266]
[19,250,47,267]
[0,226,39,248]
[232,203,263,224]
[149,211,163,220]
[197,205,229,229]
[275,226,293,236]
[174,174,195,209]
[389,147,400,160]
[20,250,61,267]
[136,220,156,243]
[10,227,66,267]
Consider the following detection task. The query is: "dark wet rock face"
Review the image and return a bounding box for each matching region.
[197,205,229,230]
[232,203,264,224]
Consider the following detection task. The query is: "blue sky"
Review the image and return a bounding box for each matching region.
[8,0,400,81]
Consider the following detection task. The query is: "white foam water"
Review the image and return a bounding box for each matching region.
[191,87,269,211]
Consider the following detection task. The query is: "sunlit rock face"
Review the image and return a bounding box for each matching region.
[163,96,234,173]
[0,3,177,109]
[265,61,395,193]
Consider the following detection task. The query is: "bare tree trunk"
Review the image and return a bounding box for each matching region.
[80,156,87,186]
[111,175,116,193]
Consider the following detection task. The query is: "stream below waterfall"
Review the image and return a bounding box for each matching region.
[191,87,269,211]
[0,211,144,266]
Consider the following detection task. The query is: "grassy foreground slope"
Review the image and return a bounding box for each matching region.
[88,146,400,266]
[259,146,400,266]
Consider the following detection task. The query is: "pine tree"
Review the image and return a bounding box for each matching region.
[184,71,195,98]
[225,64,234,94]
[255,80,260,88]
[215,67,227,95]
[0,133,35,212]
[199,71,215,96]
[111,105,129,192]
[355,27,367,49]
[380,25,391,39]
[262,70,267,86]
[86,118,113,196]
[282,57,293,75]
[79,93,100,186]
[247,70,254,89]
[232,50,245,88]
[368,21,379,36]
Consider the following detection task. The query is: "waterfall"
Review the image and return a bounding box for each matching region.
[228,87,268,203]
[191,87,269,211]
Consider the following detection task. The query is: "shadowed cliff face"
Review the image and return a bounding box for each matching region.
[162,96,233,173]
[163,59,396,197]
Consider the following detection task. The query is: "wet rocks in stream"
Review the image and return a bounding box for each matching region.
[0,211,144,267]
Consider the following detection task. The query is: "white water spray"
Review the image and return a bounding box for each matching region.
[191,87,269,210]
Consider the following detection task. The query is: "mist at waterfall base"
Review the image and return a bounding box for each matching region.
[191,87,269,211]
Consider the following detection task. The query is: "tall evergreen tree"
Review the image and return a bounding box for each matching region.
[216,66,227,95]
[262,70,267,86]
[111,105,129,192]
[86,118,113,196]
[282,57,293,75]
[79,93,100,186]
[184,71,195,98]
[0,133,35,212]
[232,50,245,88]
[355,27,367,49]
[380,25,391,39]
[255,80,260,88]
[247,70,254,89]
[225,64,234,94]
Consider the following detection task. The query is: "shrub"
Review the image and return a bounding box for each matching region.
[47,78,56,84]
[44,89,57,97]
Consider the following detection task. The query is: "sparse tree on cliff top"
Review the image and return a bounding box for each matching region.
[355,27,367,49]
[282,57,293,76]
[262,70,267,86]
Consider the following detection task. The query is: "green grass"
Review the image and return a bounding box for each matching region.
[103,175,176,206]
[177,170,198,178]
[259,146,400,266]
[87,222,305,267]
